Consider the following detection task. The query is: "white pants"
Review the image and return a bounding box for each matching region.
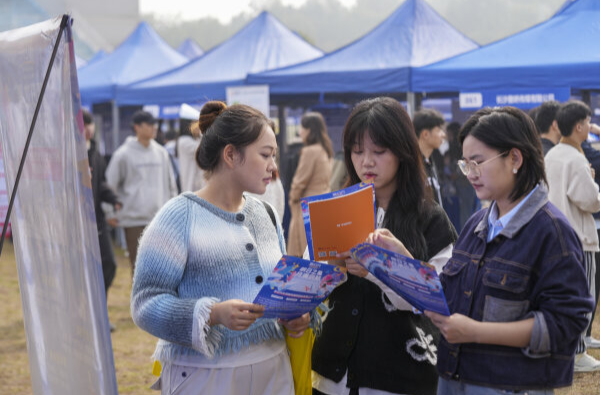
[156,348,294,395]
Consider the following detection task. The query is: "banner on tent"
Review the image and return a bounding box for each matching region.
[459,87,570,110]
[143,104,192,120]
[0,17,118,394]
[226,85,270,117]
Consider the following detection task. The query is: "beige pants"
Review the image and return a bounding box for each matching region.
[155,348,294,395]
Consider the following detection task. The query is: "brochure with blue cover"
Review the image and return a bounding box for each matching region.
[253,255,347,320]
[301,182,376,261]
[350,243,450,316]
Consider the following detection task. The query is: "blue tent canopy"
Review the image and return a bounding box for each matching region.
[246,0,478,95]
[412,0,600,92]
[85,50,107,66]
[117,12,324,105]
[78,22,188,104]
[177,38,204,59]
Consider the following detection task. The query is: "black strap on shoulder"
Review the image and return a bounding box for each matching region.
[261,200,277,230]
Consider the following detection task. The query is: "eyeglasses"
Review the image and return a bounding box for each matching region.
[457,151,509,177]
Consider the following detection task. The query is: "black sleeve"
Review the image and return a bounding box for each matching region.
[423,202,458,259]
[99,180,120,206]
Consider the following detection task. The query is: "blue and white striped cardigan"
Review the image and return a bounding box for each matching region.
[131,192,288,363]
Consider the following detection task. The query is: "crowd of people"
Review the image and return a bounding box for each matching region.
[84,95,600,394]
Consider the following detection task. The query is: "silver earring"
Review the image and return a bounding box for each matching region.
[513,168,518,174]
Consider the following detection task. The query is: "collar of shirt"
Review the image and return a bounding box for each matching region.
[487,185,539,242]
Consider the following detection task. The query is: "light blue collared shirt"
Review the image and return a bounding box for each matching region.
[487,185,539,242]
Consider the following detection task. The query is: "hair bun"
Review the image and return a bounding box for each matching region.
[199,101,227,134]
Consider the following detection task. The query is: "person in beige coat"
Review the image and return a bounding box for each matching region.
[545,100,600,373]
[287,112,333,256]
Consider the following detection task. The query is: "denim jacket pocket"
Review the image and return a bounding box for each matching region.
[482,268,529,294]
[482,295,530,322]
[442,259,468,277]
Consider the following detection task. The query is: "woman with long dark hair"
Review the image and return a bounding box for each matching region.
[287,111,334,257]
[311,97,457,395]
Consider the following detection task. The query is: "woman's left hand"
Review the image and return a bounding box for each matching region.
[280,313,310,338]
[425,311,478,344]
[336,251,368,278]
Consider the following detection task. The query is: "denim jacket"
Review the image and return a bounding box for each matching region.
[438,184,593,390]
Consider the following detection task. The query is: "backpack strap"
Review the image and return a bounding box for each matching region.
[261,200,277,230]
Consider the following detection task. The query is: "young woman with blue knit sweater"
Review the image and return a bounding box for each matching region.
[131,101,310,394]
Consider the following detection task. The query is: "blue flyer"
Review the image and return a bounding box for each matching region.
[350,243,450,316]
[253,255,347,320]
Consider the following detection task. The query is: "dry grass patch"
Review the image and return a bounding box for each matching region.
[1,240,599,394]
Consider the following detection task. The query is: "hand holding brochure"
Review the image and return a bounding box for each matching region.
[302,182,376,261]
[253,255,347,320]
[350,243,450,316]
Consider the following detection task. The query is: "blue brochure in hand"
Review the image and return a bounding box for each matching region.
[350,243,450,316]
[253,255,347,320]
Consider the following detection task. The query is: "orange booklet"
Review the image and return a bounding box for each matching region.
[301,182,376,260]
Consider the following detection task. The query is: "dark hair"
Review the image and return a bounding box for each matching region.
[194,101,271,173]
[556,100,592,137]
[459,106,546,202]
[528,106,540,126]
[82,109,93,125]
[412,108,445,137]
[131,110,157,125]
[343,97,431,260]
[534,100,560,134]
[165,130,177,141]
[301,112,334,158]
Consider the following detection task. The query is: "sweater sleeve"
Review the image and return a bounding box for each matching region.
[565,157,600,214]
[130,197,222,356]
[105,149,127,193]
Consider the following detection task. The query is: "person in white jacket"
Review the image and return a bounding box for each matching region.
[545,100,600,373]
[105,110,178,276]
[176,126,206,192]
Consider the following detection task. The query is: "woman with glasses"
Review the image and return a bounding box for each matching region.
[371,106,594,394]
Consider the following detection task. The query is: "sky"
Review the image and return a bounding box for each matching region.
[140,0,358,23]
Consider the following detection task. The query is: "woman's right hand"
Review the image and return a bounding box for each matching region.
[367,229,413,259]
[210,299,265,331]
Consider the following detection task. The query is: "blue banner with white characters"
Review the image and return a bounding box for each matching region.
[459,87,571,110]
[253,256,347,320]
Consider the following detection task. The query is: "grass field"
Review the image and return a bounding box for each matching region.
[1,240,599,394]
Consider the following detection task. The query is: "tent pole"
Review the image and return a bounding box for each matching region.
[582,90,591,106]
[277,105,287,168]
[112,101,119,152]
[0,15,70,257]
[407,92,416,118]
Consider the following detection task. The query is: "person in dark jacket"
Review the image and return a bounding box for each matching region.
[312,97,457,395]
[533,100,561,156]
[420,107,593,392]
[83,110,121,330]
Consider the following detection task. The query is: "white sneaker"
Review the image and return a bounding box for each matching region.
[585,336,600,349]
[574,352,600,372]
